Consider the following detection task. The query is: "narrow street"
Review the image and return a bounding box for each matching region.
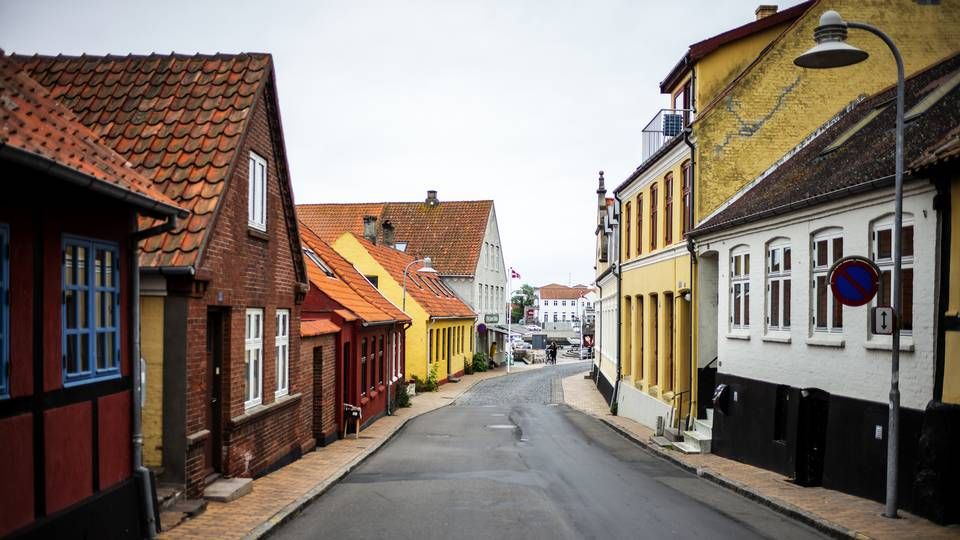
[273,362,825,540]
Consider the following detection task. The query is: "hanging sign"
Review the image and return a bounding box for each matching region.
[484,314,499,324]
[828,256,880,307]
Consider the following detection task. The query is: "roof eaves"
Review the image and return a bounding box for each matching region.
[613,135,685,195]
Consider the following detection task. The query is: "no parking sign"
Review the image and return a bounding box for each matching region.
[828,256,880,307]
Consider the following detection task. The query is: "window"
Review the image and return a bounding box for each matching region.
[245,309,263,408]
[378,335,385,385]
[872,218,914,334]
[63,238,121,386]
[553,300,558,306]
[650,183,658,251]
[366,275,379,288]
[553,313,558,322]
[304,248,333,276]
[664,173,674,245]
[812,230,843,332]
[625,202,632,259]
[730,247,750,330]
[248,152,267,231]
[766,241,791,331]
[561,300,567,306]
[395,242,408,252]
[361,338,368,395]
[275,309,289,397]
[0,224,8,398]
[636,194,643,256]
[681,161,692,236]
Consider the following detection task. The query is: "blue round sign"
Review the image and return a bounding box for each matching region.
[829,256,880,307]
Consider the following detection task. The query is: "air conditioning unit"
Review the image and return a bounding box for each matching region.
[662,113,683,137]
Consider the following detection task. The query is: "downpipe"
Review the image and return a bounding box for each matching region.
[611,194,623,412]
[683,124,697,426]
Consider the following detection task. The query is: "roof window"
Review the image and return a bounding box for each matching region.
[304,248,334,277]
[905,69,960,121]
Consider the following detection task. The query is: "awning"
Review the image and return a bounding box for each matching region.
[486,325,512,335]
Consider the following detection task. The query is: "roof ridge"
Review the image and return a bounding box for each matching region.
[7,51,271,61]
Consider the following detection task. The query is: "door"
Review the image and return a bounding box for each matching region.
[447,328,452,376]
[795,388,830,486]
[204,310,224,478]
[339,341,350,435]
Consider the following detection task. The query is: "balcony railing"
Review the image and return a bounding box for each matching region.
[641,108,693,163]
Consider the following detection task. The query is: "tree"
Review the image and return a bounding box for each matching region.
[511,284,536,323]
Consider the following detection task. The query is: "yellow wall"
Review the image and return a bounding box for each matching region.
[141,295,164,468]
[694,0,960,221]
[332,233,474,383]
[944,175,960,405]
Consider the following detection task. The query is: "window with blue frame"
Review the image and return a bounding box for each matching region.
[63,237,120,385]
[0,223,9,398]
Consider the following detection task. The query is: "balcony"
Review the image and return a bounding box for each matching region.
[641,108,692,163]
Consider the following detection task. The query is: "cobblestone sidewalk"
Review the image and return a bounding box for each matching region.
[561,371,960,540]
[161,363,544,540]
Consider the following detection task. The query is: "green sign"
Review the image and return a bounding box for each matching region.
[484,314,499,324]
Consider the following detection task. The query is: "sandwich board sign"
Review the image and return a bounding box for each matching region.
[828,256,880,307]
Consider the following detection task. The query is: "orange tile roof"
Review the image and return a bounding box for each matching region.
[9,52,273,269]
[300,222,409,325]
[301,319,340,337]
[0,57,183,217]
[348,233,475,319]
[539,284,590,300]
[297,199,494,276]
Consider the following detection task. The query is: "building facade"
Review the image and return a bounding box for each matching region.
[536,284,592,324]
[593,173,619,403]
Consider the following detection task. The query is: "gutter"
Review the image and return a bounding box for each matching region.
[131,214,178,538]
[611,194,623,412]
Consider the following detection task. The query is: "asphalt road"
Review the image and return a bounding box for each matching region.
[273,362,825,540]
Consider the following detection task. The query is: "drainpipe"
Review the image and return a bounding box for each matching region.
[131,215,178,538]
[595,281,603,383]
[683,86,697,424]
[611,195,623,411]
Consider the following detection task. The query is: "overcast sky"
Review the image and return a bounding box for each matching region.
[1,0,799,288]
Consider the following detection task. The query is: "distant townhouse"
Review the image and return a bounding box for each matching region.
[536,284,591,324]
[690,54,960,522]
[298,190,508,363]
[13,53,312,499]
[299,224,410,440]
[0,58,185,538]
[331,233,476,385]
[592,173,619,403]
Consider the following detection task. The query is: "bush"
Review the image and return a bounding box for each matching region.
[471,352,488,373]
[414,363,441,392]
[394,382,411,408]
[464,359,474,375]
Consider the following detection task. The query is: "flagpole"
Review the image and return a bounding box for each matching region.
[507,268,512,373]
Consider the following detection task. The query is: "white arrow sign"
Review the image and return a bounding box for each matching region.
[872,306,895,335]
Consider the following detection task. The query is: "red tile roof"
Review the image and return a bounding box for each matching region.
[301,319,340,337]
[300,222,409,325]
[348,233,475,319]
[297,199,494,276]
[0,57,183,217]
[9,52,273,269]
[539,284,590,300]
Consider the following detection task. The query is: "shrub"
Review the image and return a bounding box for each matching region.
[394,382,411,408]
[414,363,440,392]
[471,352,488,373]
[464,359,474,375]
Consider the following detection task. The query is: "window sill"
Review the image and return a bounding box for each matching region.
[762,333,792,344]
[725,332,750,341]
[864,338,915,353]
[247,227,269,241]
[233,393,301,428]
[806,335,845,348]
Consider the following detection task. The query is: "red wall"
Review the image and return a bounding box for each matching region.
[0,414,33,534]
[45,402,93,514]
[99,391,132,489]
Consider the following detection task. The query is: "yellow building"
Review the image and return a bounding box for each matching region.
[613,4,808,439]
[331,232,476,384]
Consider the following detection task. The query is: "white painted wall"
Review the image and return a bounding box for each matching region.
[698,184,937,410]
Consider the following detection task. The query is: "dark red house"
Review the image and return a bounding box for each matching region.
[0,59,186,538]
[12,53,311,499]
[299,224,410,439]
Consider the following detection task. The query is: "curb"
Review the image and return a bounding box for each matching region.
[242,368,518,540]
[590,414,861,540]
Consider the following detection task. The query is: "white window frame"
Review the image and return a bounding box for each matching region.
[811,229,844,333]
[766,240,792,333]
[245,308,264,409]
[248,152,267,231]
[729,246,750,330]
[871,215,914,337]
[275,309,290,398]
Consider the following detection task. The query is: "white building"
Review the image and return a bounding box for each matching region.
[593,172,619,403]
[535,284,592,324]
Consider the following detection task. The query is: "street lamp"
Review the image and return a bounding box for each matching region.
[795,10,905,519]
[402,257,437,312]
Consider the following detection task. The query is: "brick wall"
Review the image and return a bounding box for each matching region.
[305,335,337,444]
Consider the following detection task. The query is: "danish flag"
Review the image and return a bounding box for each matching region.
[510,268,520,279]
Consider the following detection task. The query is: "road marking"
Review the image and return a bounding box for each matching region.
[486,424,518,429]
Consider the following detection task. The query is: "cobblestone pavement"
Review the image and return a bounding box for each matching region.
[455,360,588,406]
[561,370,960,540]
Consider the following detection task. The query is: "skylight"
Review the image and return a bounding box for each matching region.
[395,242,407,252]
[905,70,960,121]
[821,105,887,155]
[304,248,334,277]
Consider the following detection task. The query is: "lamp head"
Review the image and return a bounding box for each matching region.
[794,10,869,69]
[417,257,438,273]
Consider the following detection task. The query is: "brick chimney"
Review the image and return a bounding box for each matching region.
[755,5,777,20]
[363,215,377,244]
[425,190,439,207]
[382,220,396,248]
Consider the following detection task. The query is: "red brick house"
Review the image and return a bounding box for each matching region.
[299,224,410,440]
[12,53,311,497]
[0,59,186,538]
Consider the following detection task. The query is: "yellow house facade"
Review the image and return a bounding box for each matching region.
[332,232,476,384]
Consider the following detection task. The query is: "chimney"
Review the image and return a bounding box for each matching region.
[382,220,396,248]
[755,5,777,20]
[363,215,377,244]
[596,171,606,211]
[425,190,439,207]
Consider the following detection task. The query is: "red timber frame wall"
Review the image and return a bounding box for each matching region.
[173,87,310,496]
[0,169,141,539]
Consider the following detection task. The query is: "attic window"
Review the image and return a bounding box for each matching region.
[304,248,334,277]
[395,242,407,252]
[821,105,888,155]
[905,70,960,121]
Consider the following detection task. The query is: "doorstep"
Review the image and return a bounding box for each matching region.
[204,477,253,503]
